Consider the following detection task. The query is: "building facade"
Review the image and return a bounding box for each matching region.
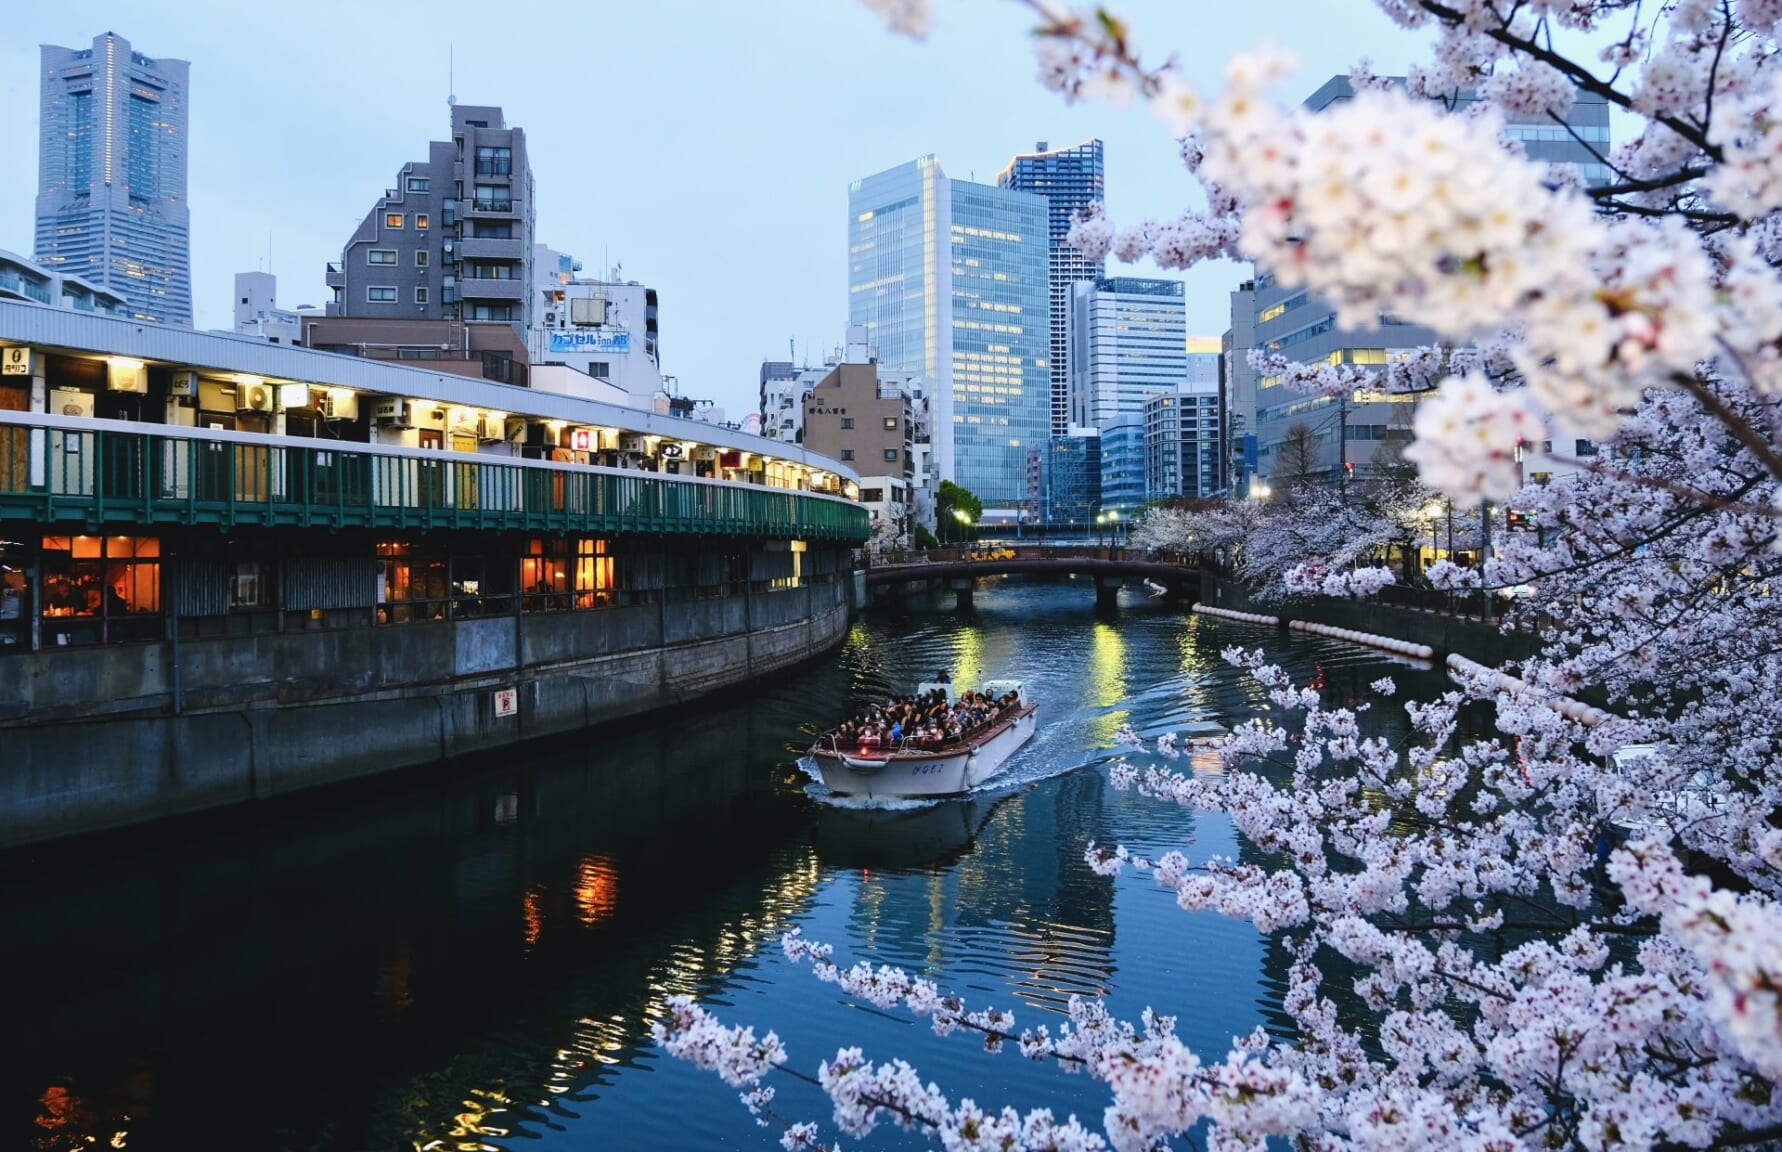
[800,358,916,545]
[848,158,1050,511]
[36,33,191,327]
[1222,281,1258,494]
[996,139,1105,438]
[530,271,662,397]
[0,249,127,317]
[232,271,322,345]
[1068,277,1187,429]
[1244,77,1611,486]
[326,103,536,340]
[1045,427,1101,529]
[948,180,1050,512]
[1144,385,1223,501]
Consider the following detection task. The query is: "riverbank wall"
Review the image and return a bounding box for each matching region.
[0,580,851,850]
[1198,572,1544,667]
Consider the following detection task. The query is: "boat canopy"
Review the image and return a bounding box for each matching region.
[916,681,956,703]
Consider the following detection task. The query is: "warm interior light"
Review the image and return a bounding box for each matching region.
[278,383,309,409]
[108,357,145,371]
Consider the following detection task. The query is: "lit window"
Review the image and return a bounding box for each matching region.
[883,417,898,430]
[385,213,404,228]
[415,214,429,230]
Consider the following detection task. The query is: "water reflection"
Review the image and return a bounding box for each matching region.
[0,583,1464,1152]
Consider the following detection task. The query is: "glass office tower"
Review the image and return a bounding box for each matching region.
[997,139,1105,438]
[949,181,1050,510]
[849,157,953,482]
[849,159,1050,508]
[36,32,192,326]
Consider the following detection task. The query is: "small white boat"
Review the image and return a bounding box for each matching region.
[1598,743,1726,843]
[811,679,1038,799]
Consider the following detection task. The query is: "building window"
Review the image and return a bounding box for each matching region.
[521,537,616,611]
[375,540,446,624]
[840,449,855,461]
[368,249,397,265]
[840,417,855,429]
[415,287,429,304]
[40,534,161,644]
[385,213,404,228]
[368,286,397,303]
[884,417,898,430]
[415,214,429,230]
[589,362,610,379]
[406,177,430,193]
[415,250,429,267]
[883,448,900,462]
[231,562,265,608]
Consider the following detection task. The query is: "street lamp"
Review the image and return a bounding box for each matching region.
[952,507,974,545]
[1108,508,1120,549]
[1422,500,1443,568]
[1251,479,1272,501]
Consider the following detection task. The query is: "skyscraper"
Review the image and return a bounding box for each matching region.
[1068,277,1188,517]
[36,32,191,327]
[849,158,1050,509]
[997,140,1105,438]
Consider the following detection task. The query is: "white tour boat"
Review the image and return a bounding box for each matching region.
[811,679,1038,799]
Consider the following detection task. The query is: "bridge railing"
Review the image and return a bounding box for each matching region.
[0,410,871,541]
[863,545,1198,569]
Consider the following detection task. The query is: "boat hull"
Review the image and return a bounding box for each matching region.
[813,706,1038,798]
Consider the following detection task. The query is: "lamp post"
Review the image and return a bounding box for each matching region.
[952,507,974,547]
[1108,508,1120,552]
[1422,500,1444,570]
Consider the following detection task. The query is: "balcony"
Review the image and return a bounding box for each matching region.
[324,263,344,289]
[463,198,516,217]
[457,277,524,301]
[456,236,525,261]
[0,410,871,542]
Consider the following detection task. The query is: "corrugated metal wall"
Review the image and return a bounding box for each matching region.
[285,557,377,610]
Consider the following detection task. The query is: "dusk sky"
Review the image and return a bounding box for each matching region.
[0,0,1418,417]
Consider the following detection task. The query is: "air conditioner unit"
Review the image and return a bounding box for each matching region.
[618,433,643,453]
[478,415,505,441]
[373,397,410,426]
[108,360,148,394]
[237,383,274,412]
[544,311,556,325]
[169,370,198,397]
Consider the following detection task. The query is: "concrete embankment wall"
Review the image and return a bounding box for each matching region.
[1199,573,1544,667]
[0,581,851,849]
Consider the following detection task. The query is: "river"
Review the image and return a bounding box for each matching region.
[2,579,1454,1151]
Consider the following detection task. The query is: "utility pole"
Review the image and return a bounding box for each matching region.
[1338,394,1349,501]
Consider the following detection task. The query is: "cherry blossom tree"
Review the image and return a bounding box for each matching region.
[658,3,1782,1149]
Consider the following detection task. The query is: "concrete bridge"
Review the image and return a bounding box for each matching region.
[863,546,1199,609]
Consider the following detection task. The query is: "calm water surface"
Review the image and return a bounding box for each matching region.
[4,581,1452,1151]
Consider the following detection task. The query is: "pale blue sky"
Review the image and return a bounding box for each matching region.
[0,0,1418,416]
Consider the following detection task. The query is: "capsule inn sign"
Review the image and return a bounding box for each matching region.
[548,331,631,355]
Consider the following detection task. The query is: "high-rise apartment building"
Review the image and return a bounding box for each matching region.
[1145,385,1223,501]
[36,33,191,326]
[848,157,1050,510]
[1245,77,1610,485]
[326,103,535,340]
[997,139,1105,438]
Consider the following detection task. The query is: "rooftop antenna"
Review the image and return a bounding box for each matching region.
[447,45,455,106]
[789,337,795,363]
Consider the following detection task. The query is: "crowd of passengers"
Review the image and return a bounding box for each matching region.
[832,674,1022,753]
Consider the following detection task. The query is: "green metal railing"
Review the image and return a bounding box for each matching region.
[0,412,870,541]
